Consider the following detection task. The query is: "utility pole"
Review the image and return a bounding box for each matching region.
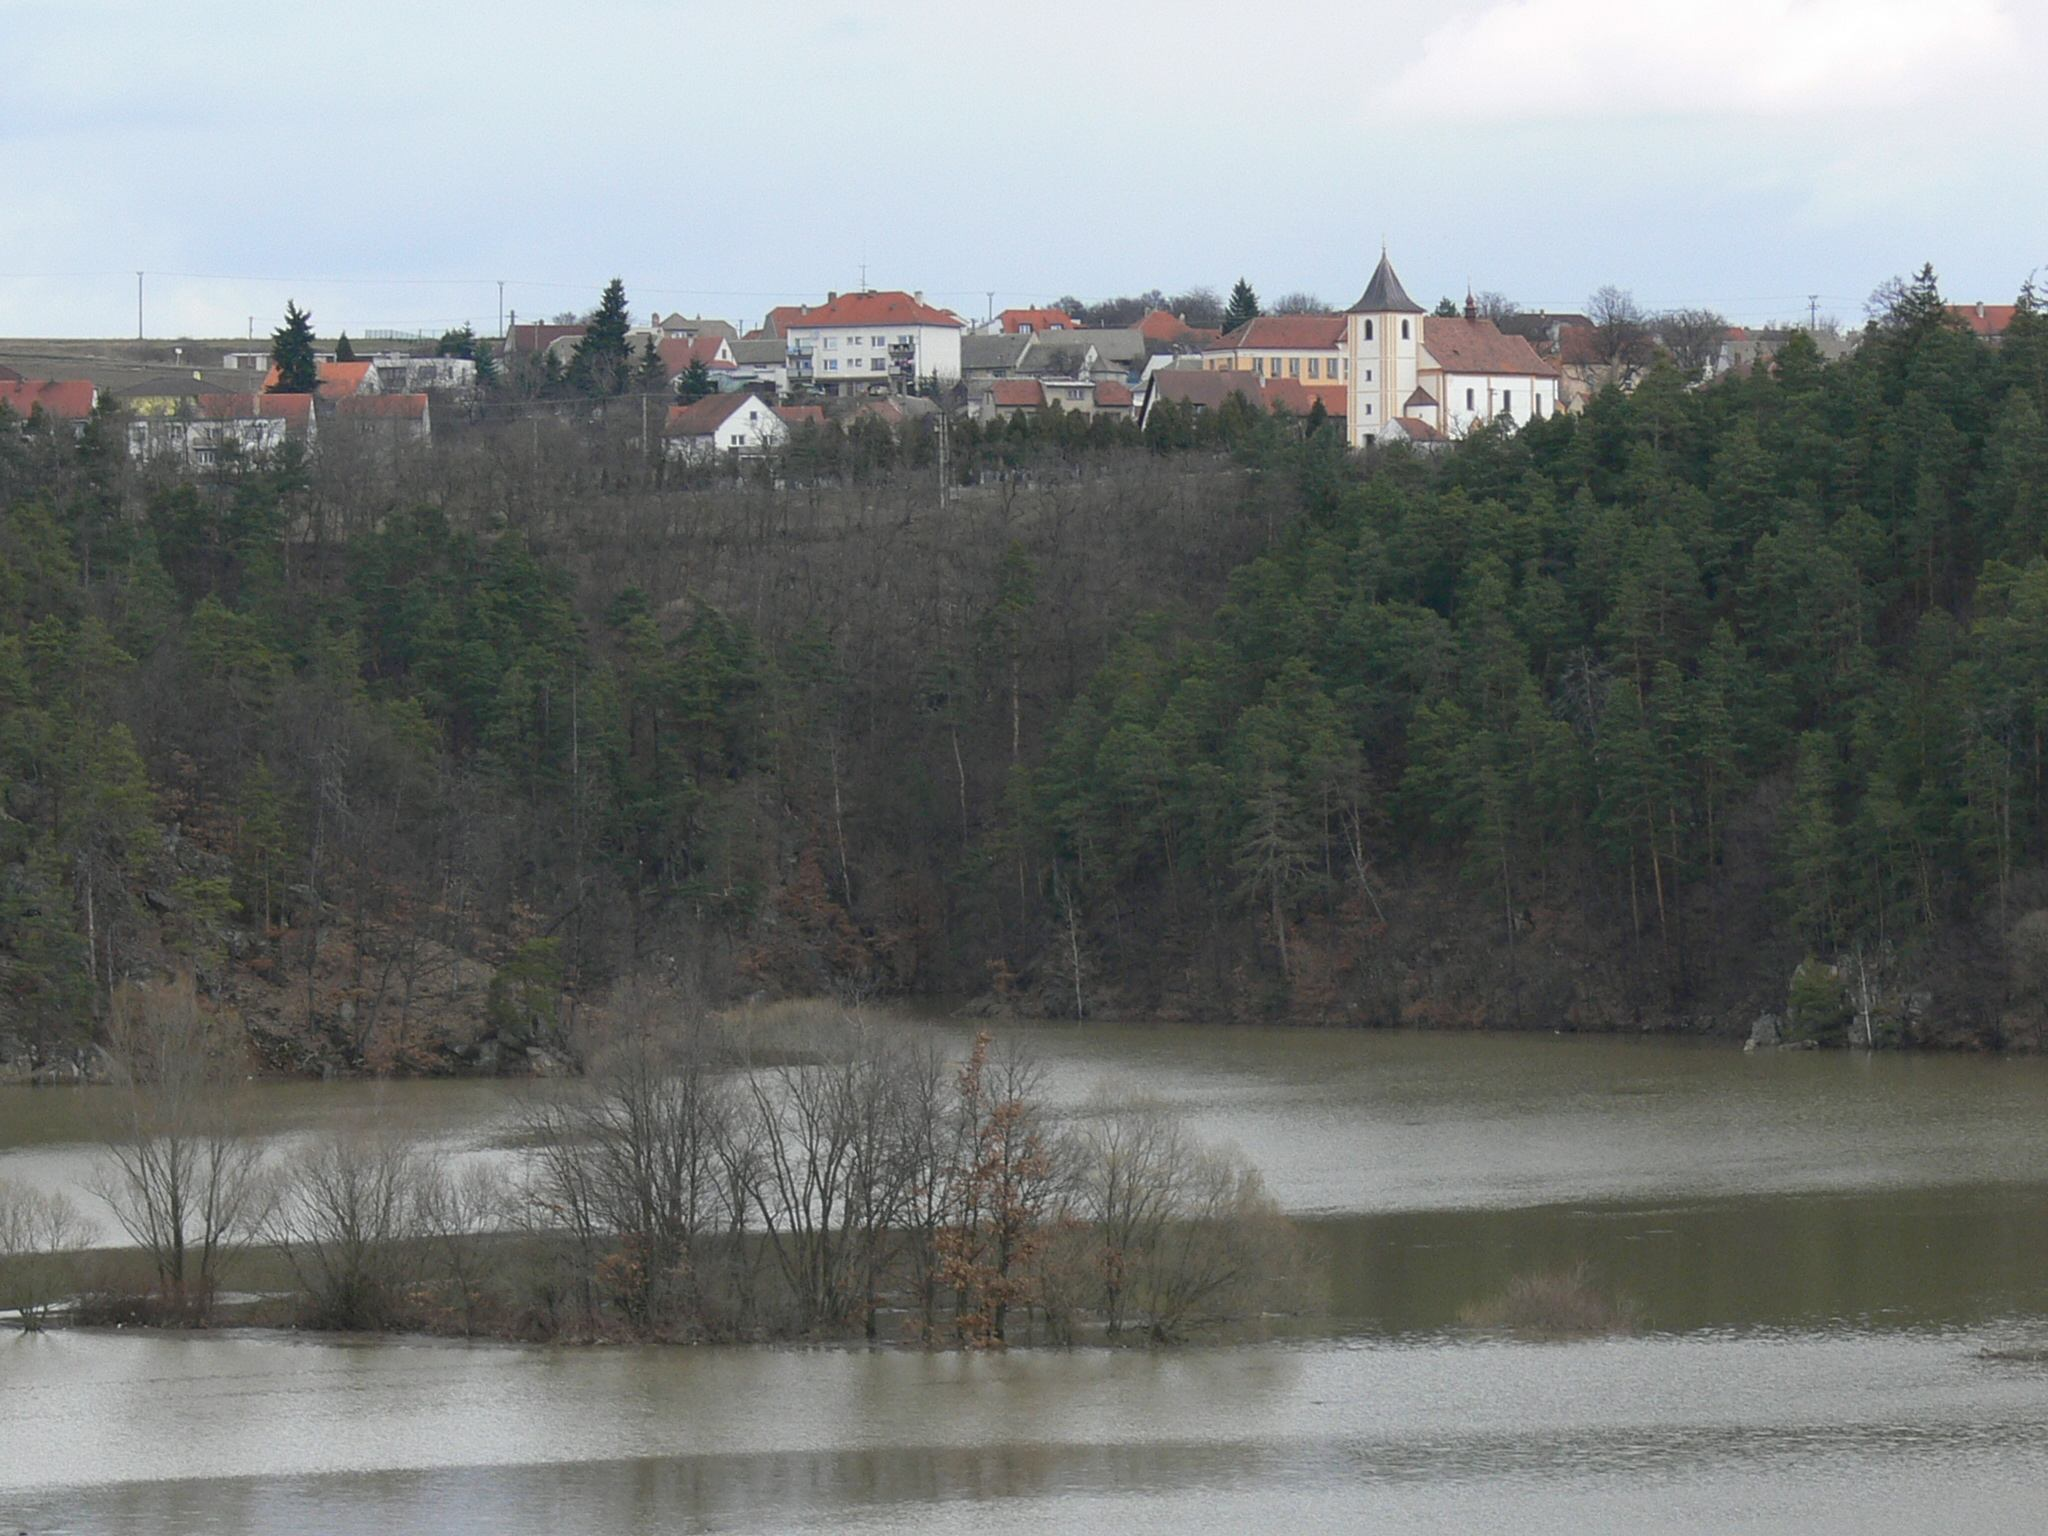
[936,404,949,508]
[987,291,994,325]
[497,279,505,339]
[1808,294,1820,331]
[135,271,143,341]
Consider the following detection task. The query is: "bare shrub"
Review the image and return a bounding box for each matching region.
[1069,1092,1307,1341]
[266,1123,432,1330]
[0,1180,87,1330]
[416,1160,513,1335]
[1460,1260,1639,1338]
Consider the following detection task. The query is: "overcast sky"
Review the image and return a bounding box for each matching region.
[4,0,2044,338]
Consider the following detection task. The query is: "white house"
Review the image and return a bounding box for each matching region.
[782,291,963,395]
[1344,253,1559,446]
[664,391,787,461]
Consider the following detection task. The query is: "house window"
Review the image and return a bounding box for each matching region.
[730,433,743,445]
[1365,320,1375,340]
[1364,369,1373,382]
[826,359,839,371]
[1401,320,1411,340]
[824,337,837,349]
[872,335,884,346]
[1288,358,1300,377]
[1272,358,1282,374]
[1308,359,1320,379]
[1501,390,1512,415]
[1466,387,1475,409]
[1254,358,1265,375]
[1365,404,1373,417]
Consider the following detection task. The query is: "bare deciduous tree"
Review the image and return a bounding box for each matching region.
[0,1181,86,1330]
[266,1121,432,1329]
[1657,308,1730,380]
[90,976,269,1317]
[1587,285,1655,386]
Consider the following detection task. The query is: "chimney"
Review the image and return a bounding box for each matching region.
[914,290,923,305]
[1977,302,1987,319]
[827,291,837,303]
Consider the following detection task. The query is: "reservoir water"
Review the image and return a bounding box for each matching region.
[5,1023,2048,1532]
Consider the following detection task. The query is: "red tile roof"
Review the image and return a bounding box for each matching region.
[0,379,96,420]
[335,393,428,420]
[1557,324,1603,366]
[775,404,827,427]
[1423,317,1558,377]
[990,379,1046,408]
[1262,378,1345,418]
[999,307,1078,334]
[1392,416,1446,442]
[657,335,735,375]
[755,306,808,339]
[784,291,962,330]
[261,360,378,399]
[1093,379,1133,407]
[1136,309,1192,344]
[196,392,315,427]
[1209,314,1346,351]
[1950,303,2018,338]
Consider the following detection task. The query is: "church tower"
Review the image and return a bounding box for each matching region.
[1344,250,1423,447]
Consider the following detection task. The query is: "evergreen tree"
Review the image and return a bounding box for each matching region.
[677,359,715,402]
[473,339,501,394]
[1222,279,1261,334]
[636,335,669,393]
[570,277,633,396]
[436,325,476,359]
[268,301,318,394]
[1433,297,1460,318]
[333,332,356,363]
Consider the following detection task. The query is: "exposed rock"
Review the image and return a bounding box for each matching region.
[1744,1012,1783,1052]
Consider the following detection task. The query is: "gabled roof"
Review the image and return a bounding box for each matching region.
[1420,317,1559,378]
[113,374,210,400]
[1950,302,2018,338]
[1391,416,1446,442]
[783,291,962,330]
[1557,324,1603,366]
[654,313,737,342]
[1210,314,1346,351]
[989,379,1046,408]
[999,307,1078,334]
[664,392,772,437]
[0,379,97,419]
[1347,252,1424,315]
[1405,385,1437,408]
[657,335,735,375]
[775,404,827,427]
[261,360,378,399]
[731,338,788,366]
[1262,378,1345,418]
[1136,309,1193,344]
[1094,379,1133,407]
[962,333,1034,370]
[334,393,428,420]
[507,322,585,353]
[1023,327,1146,366]
[195,392,315,427]
[754,305,809,339]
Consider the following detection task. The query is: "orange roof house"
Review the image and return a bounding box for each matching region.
[0,379,97,420]
[1950,302,2018,339]
[260,360,378,400]
[999,307,1078,335]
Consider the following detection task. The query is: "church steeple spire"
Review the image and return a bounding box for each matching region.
[1348,251,1423,315]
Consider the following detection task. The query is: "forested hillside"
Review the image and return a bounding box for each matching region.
[4,267,2046,1072]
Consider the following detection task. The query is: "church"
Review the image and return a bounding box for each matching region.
[1343,252,1560,447]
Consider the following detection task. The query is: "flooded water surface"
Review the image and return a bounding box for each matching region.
[6,1022,2048,1532]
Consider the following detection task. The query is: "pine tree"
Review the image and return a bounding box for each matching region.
[333,332,356,363]
[1433,297,1460,318]
[436,325,476,359]
[677,359,714,402]
[571,277,633,396]
[473,339,501,394]
[1222,279,1261,334]
[636,335,669,393]
[268,301,318,394]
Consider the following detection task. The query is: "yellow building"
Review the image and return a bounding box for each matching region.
[1202,314,1348,385]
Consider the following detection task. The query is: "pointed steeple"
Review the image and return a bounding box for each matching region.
[1347,251,1424,315]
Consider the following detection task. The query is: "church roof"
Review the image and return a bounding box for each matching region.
[1347,252,1424,315]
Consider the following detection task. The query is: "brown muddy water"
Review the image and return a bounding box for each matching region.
[5,1022,2048,1533]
